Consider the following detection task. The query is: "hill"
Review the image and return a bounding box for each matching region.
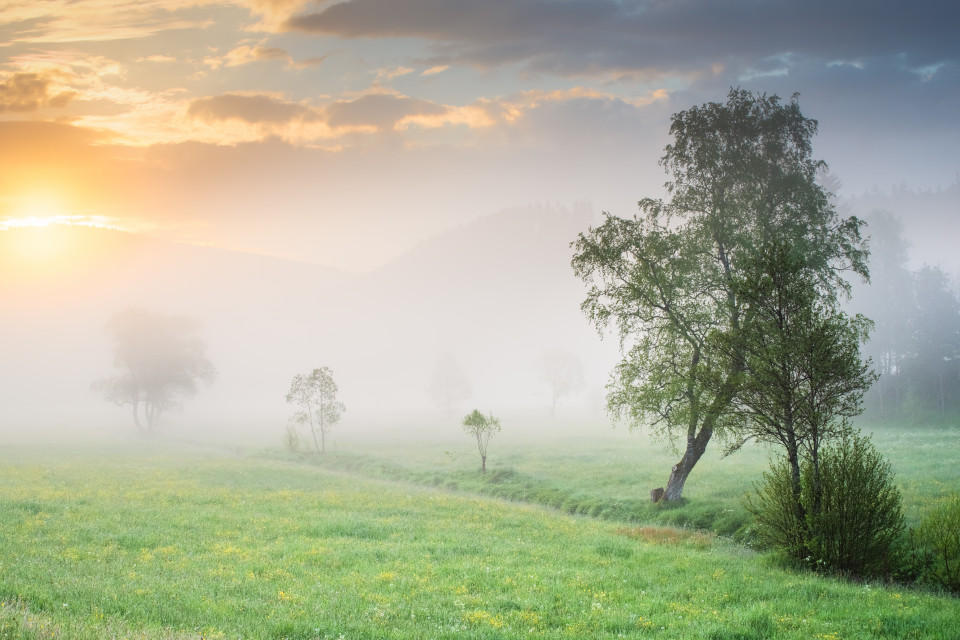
[0,204,615,441]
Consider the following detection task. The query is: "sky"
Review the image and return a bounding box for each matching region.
[1,0,958,272]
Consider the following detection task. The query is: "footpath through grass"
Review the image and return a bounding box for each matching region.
[2,441,959,639]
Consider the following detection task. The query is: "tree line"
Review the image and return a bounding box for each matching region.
[852,210,960,421]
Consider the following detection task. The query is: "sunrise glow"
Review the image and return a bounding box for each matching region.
[0,214,124,231]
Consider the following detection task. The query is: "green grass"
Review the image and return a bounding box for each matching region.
[292,421,960,539]
[2,436,959,639]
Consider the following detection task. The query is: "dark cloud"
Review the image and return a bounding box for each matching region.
[325,93,447,130]
[188,93,319,124]
[0,72,77,112]
[284,0,959,78]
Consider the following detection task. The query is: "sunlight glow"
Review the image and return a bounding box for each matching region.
[0,214,124,231]
[1,190,126,232]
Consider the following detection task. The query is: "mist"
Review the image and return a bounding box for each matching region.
[0,202,622,448]
[2,177,957,450]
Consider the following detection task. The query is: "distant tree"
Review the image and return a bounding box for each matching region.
[904,265,960,416]
[536,348,585,416]
[571,88,867,501]
[286,367,344,454]
[430,352,471,417]
[92,307,216,432]
[853,210,914,415]
[461,409,501,473]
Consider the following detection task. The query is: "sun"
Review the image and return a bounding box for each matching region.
[0,191,124,278]
[1,191,120,232]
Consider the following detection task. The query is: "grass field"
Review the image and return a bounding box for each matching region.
[299,419,960,538]
[1,422,959,639]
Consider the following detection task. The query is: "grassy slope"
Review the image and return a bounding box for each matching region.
[304,422,960,538]
[2,438,959,640]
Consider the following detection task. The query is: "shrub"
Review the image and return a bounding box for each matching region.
[804,433,904,578]
[744,457,807,557]
[746,433,905,578]
[914,493,960,593]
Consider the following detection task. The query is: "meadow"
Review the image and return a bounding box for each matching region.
[1,421,959,639]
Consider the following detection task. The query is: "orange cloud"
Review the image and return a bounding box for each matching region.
[0,71,77,112]
[204,42,292,69]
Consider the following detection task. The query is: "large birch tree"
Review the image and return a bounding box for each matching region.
[572,88,867,501]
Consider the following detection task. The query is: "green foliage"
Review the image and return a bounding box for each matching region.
[914,493,960,593]
[571,88,868,501]
[460,409,501,472]
[285,366,344,454]
[727,240,875,464]
[743,457,807,557]
[804,433,904,577]
[746,433,905,578]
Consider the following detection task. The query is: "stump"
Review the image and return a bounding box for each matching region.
[650,487,665,503]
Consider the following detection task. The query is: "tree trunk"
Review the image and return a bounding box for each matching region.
[132,401,145,432]
[662,427,713,501]
[481,455,487,473]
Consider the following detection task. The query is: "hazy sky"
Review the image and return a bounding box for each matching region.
[2,0,958,271]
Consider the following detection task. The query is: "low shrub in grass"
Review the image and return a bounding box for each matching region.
[746,433,905,578]
[914,492,960,593]
[805,434,905,577]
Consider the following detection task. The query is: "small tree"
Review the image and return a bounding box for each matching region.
[536,348,585,416]
[92,307,216,432]
[461,409,501,473]
[285,367,344,454]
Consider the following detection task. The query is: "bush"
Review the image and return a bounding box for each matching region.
[914,493,960,593]
[746,433,905,578]
[744,457,807,557]
[804,433,904,578]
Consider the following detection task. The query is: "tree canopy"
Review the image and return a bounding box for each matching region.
[92,307,216,432]
[286,367,345,454]
[572,88,868,500]
[461,409,501,473]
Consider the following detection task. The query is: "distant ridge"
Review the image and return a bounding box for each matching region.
[0,204,613,436]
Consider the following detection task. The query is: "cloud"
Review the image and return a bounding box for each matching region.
[375,66,416,82]
[189,93,320,125]
[0,71,77,112]
[139,54,177,63]
[0,0,217,43]
[204,44,286,69]
[239,0,317,31]
[325,92,447,131]
[184,93,344,146]
[284,0,960,80]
